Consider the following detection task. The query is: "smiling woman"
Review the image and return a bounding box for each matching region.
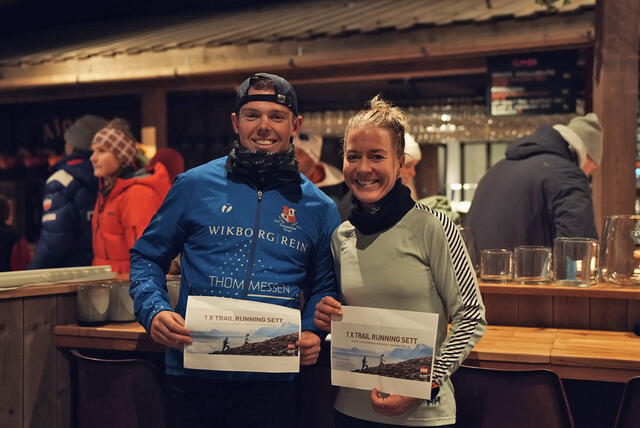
[314,96,486,428]
[343,124,401,208]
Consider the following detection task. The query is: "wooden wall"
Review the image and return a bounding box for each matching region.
[482,292,640,332]
[0,294,75,428]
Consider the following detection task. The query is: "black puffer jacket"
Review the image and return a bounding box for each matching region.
[465,125,598,251]
[0,223,20,272]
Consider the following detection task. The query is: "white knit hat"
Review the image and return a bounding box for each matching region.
[553,113,603,168]
[293,133,344,187]
[404,133,422,162]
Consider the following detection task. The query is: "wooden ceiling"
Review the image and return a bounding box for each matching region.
[0,0,596,94]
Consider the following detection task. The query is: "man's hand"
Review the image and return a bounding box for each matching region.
[150,310,192,349]
[314,296,342,331]
[296,330,321,365]
[370,388,419,416]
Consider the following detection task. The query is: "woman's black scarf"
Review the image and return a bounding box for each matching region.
[225,139,301,189]
[349,179,415,235]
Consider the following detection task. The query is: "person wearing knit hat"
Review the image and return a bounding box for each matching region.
[399,133,422,199]
[293,132,352,219]
[89,121,171,274]
[147,148,185,184]
[465,113,601,252]
[29,114,108,269]
[553,112,602,176]
[128,72,340,428]
[64,115,109,152]
[294,133,344,187]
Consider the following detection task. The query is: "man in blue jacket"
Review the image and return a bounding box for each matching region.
[130,72,341,428]
[465,113,602,251]
[29,115,107,269]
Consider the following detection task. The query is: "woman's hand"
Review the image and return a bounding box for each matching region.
[370,388,419,416]
[314,296,342,331]
[150,310,193,349]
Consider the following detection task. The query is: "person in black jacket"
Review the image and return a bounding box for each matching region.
[0,194,31,271]
[29,115,107,269]
[464,113,602,252]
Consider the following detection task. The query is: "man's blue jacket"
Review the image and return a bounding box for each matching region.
[130,156,341,380]
[29,152,97,269]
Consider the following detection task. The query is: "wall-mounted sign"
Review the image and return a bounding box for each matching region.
[488,51,577,116]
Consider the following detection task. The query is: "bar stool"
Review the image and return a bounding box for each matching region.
[69,349,165,428]
[451,365,574,428]
[615,376,640,428]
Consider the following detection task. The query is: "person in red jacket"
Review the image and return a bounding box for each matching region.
[90,120,171,274]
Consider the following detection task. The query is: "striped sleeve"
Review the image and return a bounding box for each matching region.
[415,202,486,385]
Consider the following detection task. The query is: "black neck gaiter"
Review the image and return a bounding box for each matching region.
[348,179,415,235]
[225,139,301,189]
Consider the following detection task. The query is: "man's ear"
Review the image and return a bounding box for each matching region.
[231,112,239,134]
[290,115,303,137]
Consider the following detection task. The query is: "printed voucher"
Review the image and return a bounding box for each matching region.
[184,296,301,373]
[331,306,438,399]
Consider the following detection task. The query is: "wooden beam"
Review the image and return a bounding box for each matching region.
[141,89,167,149]
[591,0,639,234]
[0,12,594,92]
[0,57,486,104]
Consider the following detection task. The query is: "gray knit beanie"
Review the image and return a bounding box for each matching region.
[553,113,603,167]
[64,115,108,151]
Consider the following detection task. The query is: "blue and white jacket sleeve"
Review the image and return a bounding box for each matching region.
[30,173,80,268]
[301,203,341,336]
[129,176,187,332]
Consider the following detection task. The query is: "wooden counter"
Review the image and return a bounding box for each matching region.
[0,275,127,300]
[2,277,637,428]
[465,325,640,383]
[478,281,640,331]
[53,322,640,384]
[480,281,640,299]
[468,325,556,364]
[0,275,125,428]
[54,322,163,353]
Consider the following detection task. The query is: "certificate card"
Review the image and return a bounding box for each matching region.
[184,296,301,373]
[331,306,438,399]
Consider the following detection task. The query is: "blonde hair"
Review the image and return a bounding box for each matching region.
[344,95,408,158]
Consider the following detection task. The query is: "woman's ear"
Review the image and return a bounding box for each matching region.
[397,155,405,177]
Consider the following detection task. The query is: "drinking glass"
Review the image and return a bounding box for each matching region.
[166,276,181,309]
[109,281,135,322]
[601,215,640,286]
[514,246,552,284]
[76,284,110,325]
[480,249,512,282]
[553,237,599,287]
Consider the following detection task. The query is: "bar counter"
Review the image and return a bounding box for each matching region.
[54,322,640,384]
[2,278,639,428]
[0,276,125,428]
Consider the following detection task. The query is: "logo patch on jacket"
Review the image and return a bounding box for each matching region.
[42,213,56,222]
[276,206,300,232]
[281,206,296,223]
[221,203,233,213]
[43,198,52,211]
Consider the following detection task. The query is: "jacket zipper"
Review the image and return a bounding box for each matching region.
[94,195,111,260]
[241,189,263,299]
